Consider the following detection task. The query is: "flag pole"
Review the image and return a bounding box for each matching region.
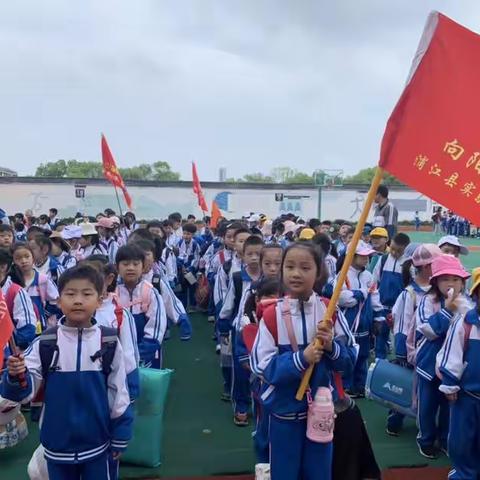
[113,186,124,218]
[296,166,384,400]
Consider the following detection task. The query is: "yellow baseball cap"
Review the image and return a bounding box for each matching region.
[370,227,389,239]
[298,228,316,240]
[470,267,480,296]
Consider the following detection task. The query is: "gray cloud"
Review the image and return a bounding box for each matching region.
[0,1,479,180]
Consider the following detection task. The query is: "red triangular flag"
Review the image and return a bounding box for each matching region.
[380,12,480,225]
[192,162,209,213]
[210,200,222,228]
[101,134,133,210]
[0,290,14,368]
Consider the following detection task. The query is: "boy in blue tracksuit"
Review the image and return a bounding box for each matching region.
[219,235,263,426]
[2,265,133,480]
[177,223,201,311]
[373,233,410,359]
[437,268,480,478]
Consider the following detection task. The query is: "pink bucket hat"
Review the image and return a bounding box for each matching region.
[430,254,470,281]
[412,244,442,267]
[348,240,375,256]
[96,217,116,229]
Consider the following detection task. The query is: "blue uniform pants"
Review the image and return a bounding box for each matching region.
[47,453,110,480]
[448,392,480,480]
[269,414,332,480]
[252,395,269,463]
[231,329,251,415]
[375,322,390,359]
[416,375,449,448]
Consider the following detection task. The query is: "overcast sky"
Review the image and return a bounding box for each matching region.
[1,1,479,181]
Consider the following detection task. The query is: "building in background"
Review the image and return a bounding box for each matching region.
[219,167,227,182]
[0,166,17,177]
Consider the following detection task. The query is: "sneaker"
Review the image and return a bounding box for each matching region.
[220,392,231,402]
[180,335,191,341]
[418,444,438,459]
[208,315,215,323]
[386,427,400,437]
[234,412,249,427]
[215,344,221,354]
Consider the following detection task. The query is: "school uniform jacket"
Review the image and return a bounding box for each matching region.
[213,253,242,310]
[392,282,428,361]
[54,251,77,270]
[437,309,480,396]
[1,319,133,463]
[1,277,37,349]
[116,281,167,363]
[250,294,355,416]
[177,239,200,273]
[95,297,140,400]
[160,248,178,286]
[99,237,120,265]
[372,253,406,310]
[415,294,471,382]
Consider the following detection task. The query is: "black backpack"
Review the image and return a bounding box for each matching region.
[39,325,118,378]
[231,271,243,319]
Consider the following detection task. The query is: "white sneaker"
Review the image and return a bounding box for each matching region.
[207,315,215,323]
[255,463,270,480]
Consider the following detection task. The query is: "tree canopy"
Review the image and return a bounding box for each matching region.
[35,159,181,181]
[343,167,402,185]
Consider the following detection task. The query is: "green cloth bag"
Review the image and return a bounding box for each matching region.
[122,368,173,467]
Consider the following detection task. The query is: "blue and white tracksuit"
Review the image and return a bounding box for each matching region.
[337,266,384,393]
[1,277,37,349]
[160,248,178,287]
[0,320,133,480]
[77,245,104,262]
[373,253,406,359]
[35,256,64,285]
[99,237,120,265]
[116,281,167,369]
[415,294,470,449]
[219,267,254,413]
[213,252,241,315]
[250,294,354,480]
[437,309,480,479]
[25,271,60,333]
[387,281,428,432]
[95,297,140,400]
[177,239,201,309]
[143,270,192,341]
[54,251,77,270]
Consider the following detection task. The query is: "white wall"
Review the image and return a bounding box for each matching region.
[0,180,434,221]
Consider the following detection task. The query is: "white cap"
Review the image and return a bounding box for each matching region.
[248,214,260,222]
[438,235,469,255]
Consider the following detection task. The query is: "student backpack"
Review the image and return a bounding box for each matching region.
[38,325,118,378]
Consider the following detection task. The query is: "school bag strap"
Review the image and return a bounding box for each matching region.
[232,271,243,317]
[223,259,233,276]
[151,274,163,296]
[379,254,389,277]
[281,299,299,352]
[218,250,225,265]
[90,326,118,376]
[39,326,61,378]
[110,293,125,332]
[4,282,22,316]
[115,282,152,314]
[262,303,279,343]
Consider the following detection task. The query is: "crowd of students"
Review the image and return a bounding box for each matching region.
[0,200,479,480]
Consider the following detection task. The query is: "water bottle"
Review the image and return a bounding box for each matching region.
[306,386,335,443]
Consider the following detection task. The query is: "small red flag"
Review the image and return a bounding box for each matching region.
[210,200,222,228]
[0,290,14,368]
[380,12,480,225]
[101,134,133,210]
[192,162,209,213]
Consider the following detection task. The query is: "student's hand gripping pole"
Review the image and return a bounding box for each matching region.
[8,337,28,389]
[296,167,384,401]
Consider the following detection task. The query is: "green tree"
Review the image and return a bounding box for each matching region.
[152,161,181,181]
[242,172,274,183]
[271,167,314,184]
[344,167,402,185]
[35,160,180,181]
[35,159,68,177]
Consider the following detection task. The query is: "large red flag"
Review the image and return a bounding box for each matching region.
[101,134,133,210]
[192,162,209,213]
[0,289,14,367]
[380,12,480,225]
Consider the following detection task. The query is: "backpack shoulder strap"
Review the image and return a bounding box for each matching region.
[320,296,338,324]
[140,282,153,313]
[223,259,232,275]
[262,302,278,344]
[5,282,22,315]
[39,326,60,378]
[151,274,162,295]
[219,250,225,265]
[232,271,243,316]
[380,254,389,276]
[91,325,118,376]
[110,294,124,332]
